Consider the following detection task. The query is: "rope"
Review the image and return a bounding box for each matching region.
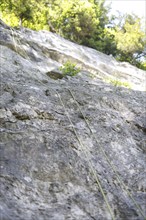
[8,28,145,219]
[56,91,115,220]
[68,88,146,219]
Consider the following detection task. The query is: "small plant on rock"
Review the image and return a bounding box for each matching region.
[110,79,131,88]
[59,61,80,77]
[105,77,132,89]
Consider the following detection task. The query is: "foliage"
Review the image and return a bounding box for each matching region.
[106,77,132,89]
[59,61,80,77]
[108,14,146,69]
[0,0,49,29]
[0,0,113,53]
[0,0,35,26]
[135,60,146,71]
[0,0,145,70]
[45,0,114,54]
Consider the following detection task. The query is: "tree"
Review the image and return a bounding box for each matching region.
[0,0,112,49]
[0,0,37,26]
[45,0,113,54]
[108,14,146,69]
[0,0,145,70]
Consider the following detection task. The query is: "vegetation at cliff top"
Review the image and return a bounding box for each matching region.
[0,0,145,70]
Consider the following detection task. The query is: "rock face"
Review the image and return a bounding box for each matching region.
[0,21,146,220]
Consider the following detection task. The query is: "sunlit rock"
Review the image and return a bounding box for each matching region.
[0,21,146,220]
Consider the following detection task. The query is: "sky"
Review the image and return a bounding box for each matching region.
[105,0,146,19]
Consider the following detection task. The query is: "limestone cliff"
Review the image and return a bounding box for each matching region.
[0,21,146,220]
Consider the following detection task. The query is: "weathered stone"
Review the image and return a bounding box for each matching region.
[0,22,146,220]
[46,69,64,80]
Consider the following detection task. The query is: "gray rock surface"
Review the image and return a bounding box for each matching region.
[0,21,146,220]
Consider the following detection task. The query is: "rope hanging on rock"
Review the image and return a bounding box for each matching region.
[68,88,146,219]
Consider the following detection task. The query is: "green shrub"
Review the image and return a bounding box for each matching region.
[105,77,132,89]
[59,61,80,77]
[111,80,131,88]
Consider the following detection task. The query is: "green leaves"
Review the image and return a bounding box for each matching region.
[0,0,39,27]
[104,77,132,89]
[0,0,145,70]
[108,14,145,69]
[59,61,80,77]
